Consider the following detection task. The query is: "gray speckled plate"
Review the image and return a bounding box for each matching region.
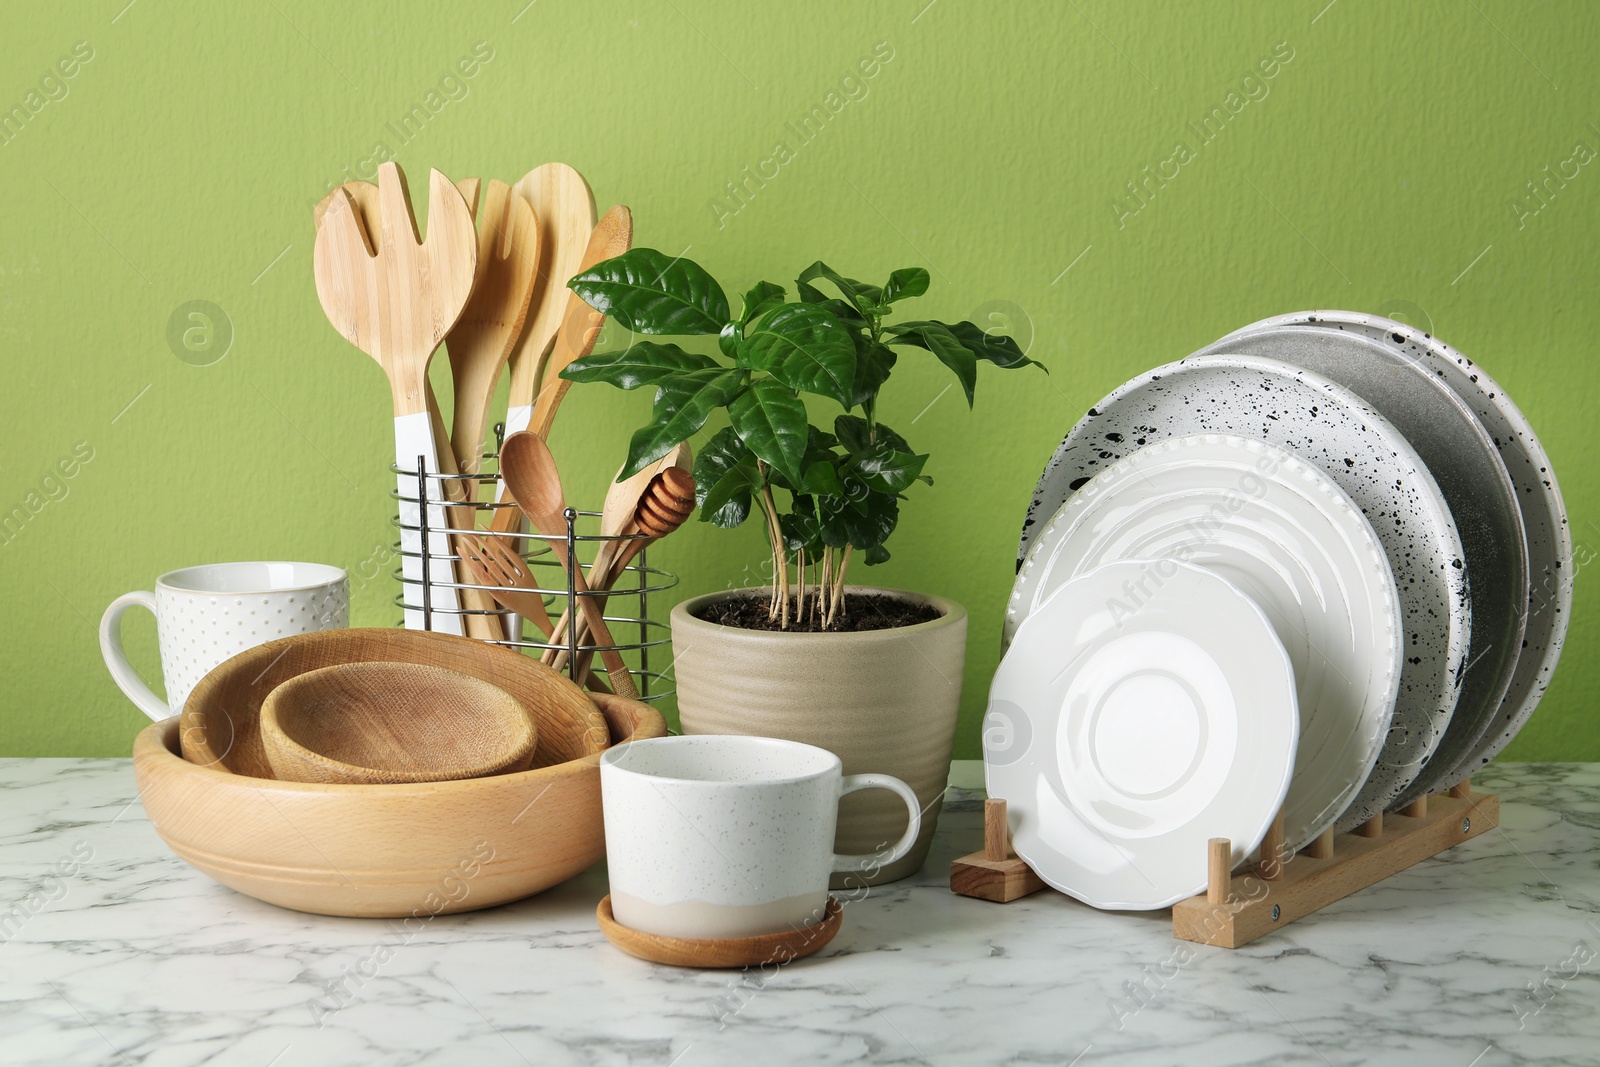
[1196,316,1529,814]
[1020,354,1470,832]
[1217,311,1569,787]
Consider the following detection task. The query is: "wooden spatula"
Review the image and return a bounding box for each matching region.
[504,164,597,440]
[446,181,539,491]
[313,162,477,634]
[528,204,634,439]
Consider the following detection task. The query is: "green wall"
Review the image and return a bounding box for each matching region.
[2,1,1594,759]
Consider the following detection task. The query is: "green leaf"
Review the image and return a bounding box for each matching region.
[887,320,977,406]
[560,342,717,390]
[728,377,809,486]
[853,443,928,493]
[834,416,912,458]
[798,261,882,316]
[737,303,857,407]
[838,486,899,549]
[864,543,891,566]
[944,320,1043,371]
[693,427,758,528]
[882,267,930,304]
[800,460,843,496]
[623,369,745,477]
[718,321,741,359]
[569,248,730,335]
[740,280,786,324]
[850,339,897,409]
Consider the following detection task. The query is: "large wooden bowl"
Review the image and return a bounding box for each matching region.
[136,635,666,917]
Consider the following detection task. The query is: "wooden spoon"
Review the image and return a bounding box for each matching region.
[312,163,477,634]
[489,202,633,559]
[446,180,539,486]
[504,164,598,440]
[499,430,639,699]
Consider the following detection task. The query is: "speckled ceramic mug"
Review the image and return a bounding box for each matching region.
[99,562,348,721]
[600,735,922,940]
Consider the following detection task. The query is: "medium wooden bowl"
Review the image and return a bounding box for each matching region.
[261,662,538,785]
[180,628,603,778]
[135,689,667,917]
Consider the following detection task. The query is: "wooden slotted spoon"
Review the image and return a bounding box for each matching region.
[312,163,477,634]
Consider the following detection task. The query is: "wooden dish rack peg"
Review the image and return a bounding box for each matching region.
[950,781,1499,948]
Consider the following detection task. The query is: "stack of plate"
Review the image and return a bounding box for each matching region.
[989,311,1570,910]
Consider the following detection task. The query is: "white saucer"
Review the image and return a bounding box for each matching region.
[985,559,1298,911]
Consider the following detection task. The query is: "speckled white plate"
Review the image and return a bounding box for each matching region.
[1019,354,1470,826]
[1197,315,1528,811]
[986,559,1298,911]
[1006,434,1401,850]
[1219,311,1569,789]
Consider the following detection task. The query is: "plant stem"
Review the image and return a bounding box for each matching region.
[832,544,853,620]
[757,478,789,628]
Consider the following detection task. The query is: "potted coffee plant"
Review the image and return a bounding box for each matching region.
[563,251,1041,883]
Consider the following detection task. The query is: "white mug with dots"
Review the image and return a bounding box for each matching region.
[99,562,348,721]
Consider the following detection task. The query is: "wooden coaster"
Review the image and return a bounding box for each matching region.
[596,894,843,968]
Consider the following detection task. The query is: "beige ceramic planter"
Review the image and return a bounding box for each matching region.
[671,586,967,886]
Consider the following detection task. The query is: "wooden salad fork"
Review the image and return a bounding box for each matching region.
[312,163,477,635]
[455,532,556,640]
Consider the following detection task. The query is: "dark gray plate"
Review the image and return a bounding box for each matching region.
[1214,312,1566,788]
[1196,318,1529,815]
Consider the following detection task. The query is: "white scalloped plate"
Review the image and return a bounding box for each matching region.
[1017,354,1469,830]
[986,559,1298,911]
[1007,434,1401,849]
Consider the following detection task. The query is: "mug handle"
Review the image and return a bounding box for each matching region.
[99,591,169,721]
[831,773,923,874]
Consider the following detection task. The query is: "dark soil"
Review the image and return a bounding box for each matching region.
[692,592,944,633]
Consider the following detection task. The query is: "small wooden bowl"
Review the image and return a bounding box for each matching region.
[260,662,538,785]
[135,689,666,917]
[596,894,843,968]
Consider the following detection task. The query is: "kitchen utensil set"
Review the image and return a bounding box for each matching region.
[988,311,1567,915]
[310,163,688,694]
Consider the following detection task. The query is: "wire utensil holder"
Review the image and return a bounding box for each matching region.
[390,428,676,701]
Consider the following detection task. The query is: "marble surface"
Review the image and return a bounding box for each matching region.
[2,759,1598,1066]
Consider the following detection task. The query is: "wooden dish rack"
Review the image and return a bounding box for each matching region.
[950,781,1499,948]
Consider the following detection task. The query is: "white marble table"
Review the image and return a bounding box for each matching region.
[2,760,1597,1066]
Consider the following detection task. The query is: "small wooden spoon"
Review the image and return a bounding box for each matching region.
[499,430,639,699]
